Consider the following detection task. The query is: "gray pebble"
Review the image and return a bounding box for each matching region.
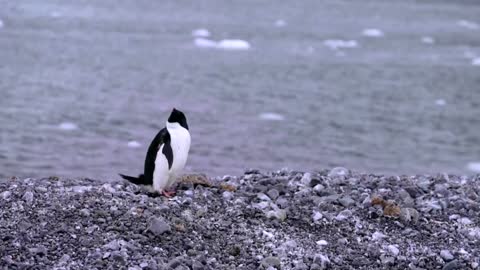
[23,191,34,204]
[29,245,47,256]
[267,189,280,200]
[148,217,171,235]
[442,260,459,270]
[335,209,352,221]
[1,191,11,200]
[339,196,355,207]
[80,208,91,217]
[261,256,281,269]
[440,250,454,262]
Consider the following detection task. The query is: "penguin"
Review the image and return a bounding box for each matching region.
[119,108,191,197]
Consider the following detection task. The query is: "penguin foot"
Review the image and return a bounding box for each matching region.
[162,190,176,198]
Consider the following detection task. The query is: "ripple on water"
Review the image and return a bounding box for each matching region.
[258,113,285,121]
[58,122,78,131]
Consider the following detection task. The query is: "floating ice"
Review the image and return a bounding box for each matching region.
[472,58,480,66]
[0,19,4,28]
[467,162,480,173]
[127,140,141,148]
[457,20,479,30]
[274,19,287,27]
[435,99,446,106]
[216,39,251,50]
[58,122,78,131]
[362,28,384,37]
[421,36,435,44]
[192,28,211,38]
[194,38,218,48]
[258,112,285,121]
[323,39,358,50]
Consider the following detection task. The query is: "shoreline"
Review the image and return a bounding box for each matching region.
[1,169,479,269]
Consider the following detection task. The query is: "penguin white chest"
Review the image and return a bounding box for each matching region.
[166,123,191,176]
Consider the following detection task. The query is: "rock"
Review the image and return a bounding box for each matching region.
[458,217,473,225]
[267,189,280,200]
[335,209,352,221]
[1,191,11,200]
[35,186,48,193]
[328,167,348,178]
[266,209,287,221]
[380,254,395,265]
[400,208,420,224]
[442,260,459,270]
[339,196,355,207]
[372,231,386,241]
[29,245,47,256]
[440,250,454,261]
[111,251,127,264]
[313,253,330,269]
[80,208,91,217]
[301,173,312,186]
[316,240,328,246]
[387,245,400,256]
[261,256,281,269]
[148,217,171,235]
[312,211,323,222]
[192,260,204,270]
[23,191,34,204]
[222,191,234,200]
[257,193,271,201]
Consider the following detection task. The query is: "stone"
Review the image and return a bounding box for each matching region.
[440,250,454,261]
[301,173,312,186]
[267,189,280,200]
[1,191,11,200]
[387,245,400,256]
[80,208,91,217]
[328,167,348,177]
[266,209,287,221]
[148,217,171,235]
[29,245,47,256]
[339,196,355,207]
[335,209,352,221]
[261,256,281,269]
[313,253,330,269]
[442,260,458,270]
[23,191,34,204]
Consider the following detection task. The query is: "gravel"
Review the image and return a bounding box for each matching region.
[1,169,479,269]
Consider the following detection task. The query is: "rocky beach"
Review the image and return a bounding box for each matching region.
[1,169,479,269]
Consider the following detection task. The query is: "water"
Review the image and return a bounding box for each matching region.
[1,0,480,180]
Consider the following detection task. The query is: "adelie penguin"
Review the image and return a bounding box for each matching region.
[119,108,191,197]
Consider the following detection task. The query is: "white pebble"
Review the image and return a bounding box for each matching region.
[372,231,386,241]
[194,38,218,48]
[216,39,251,50]
[258,112,285,121]
[127,140,141,148]
[58,122,78,131]
[328,167,349,177]
[387,245,400,256]
[1,191,12,200]
[421,36,435,44]
[262,230,274,238]
[362,28,384,37]
[472,58,480,66]
[459,217,473,225]
[312,211,323,222]
[467,162,480,173]
[316,240,328,246]
[192,28,211,38]
[440,250,454,261]
[301,172,312,186]
[457,20,479,30]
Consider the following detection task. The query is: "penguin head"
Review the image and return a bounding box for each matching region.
[168,108,189,130]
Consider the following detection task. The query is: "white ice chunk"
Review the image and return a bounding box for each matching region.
[472,57,480,66]
[194,38,218,48]
[274,19,287,27]
[323,39,358,50]
[362,28,384,37]
[216,39,251,50]
[127,140,141,148]
[457,20,479,30]
[435,99,446,106]
[58,122,78,131]
[467,162,480,173]
[192,28,211,38]
[421,36,435,44]
[258,112,285,121]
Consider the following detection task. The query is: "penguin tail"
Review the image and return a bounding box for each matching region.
[119,173,145,185]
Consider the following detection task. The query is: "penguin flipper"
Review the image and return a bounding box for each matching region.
[119,173,147,185]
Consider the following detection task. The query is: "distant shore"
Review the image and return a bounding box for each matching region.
[1,169,479,269]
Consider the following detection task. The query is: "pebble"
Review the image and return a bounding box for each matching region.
[148,217,171,235]
[23,191,34,204]
[339,196,355,207]
[372,232,386,241]
[440,250,454,261]
[313,253,330,269]
[29,245,47,256]
[261,256,281,269]
[442,260,459,270]
[267,189,280,200]
[387,245,400,256]
[335,209,352,221]
[300,173,312,186]
[1,191,12,200]
[328,167,348,177]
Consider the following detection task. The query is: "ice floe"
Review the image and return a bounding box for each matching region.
[467,162,480,173]
[421,36,435,44]
[194,38,218,48]
[274,19,287,27]
[216,39,251,50]
[192,28,210,38]
[435,99,446,106]
[258,113,285,121]
[457,20,479,30]
[323,39,358,50]
[362,28,384,37]
[194,38,251,50]
[127,140,141,148]
[472,57,480,66]
[58,122,78,131]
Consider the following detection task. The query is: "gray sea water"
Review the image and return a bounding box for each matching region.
[1,0,480,180]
